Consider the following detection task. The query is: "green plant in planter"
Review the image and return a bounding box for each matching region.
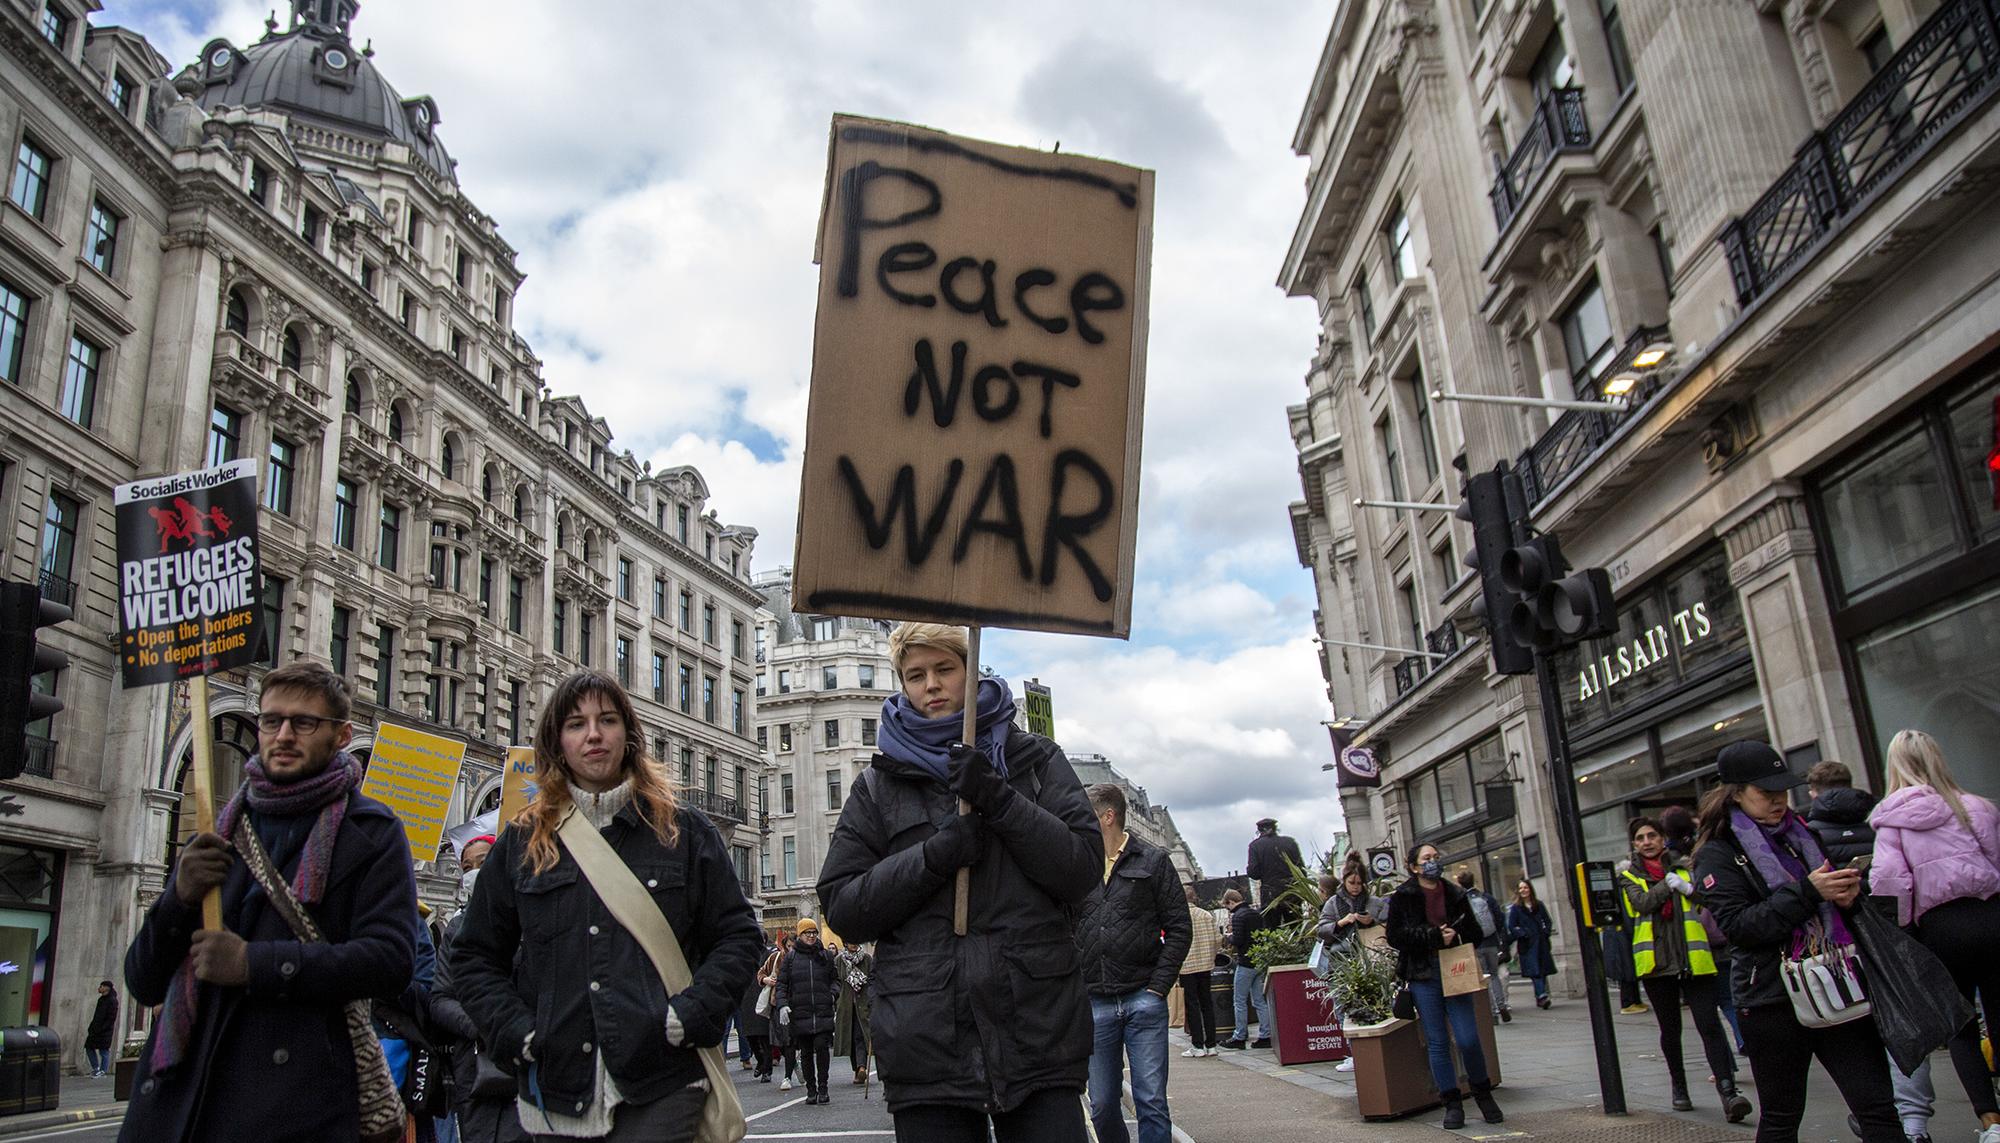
[1246,924,1313,972]
[1324,943,1399,1026]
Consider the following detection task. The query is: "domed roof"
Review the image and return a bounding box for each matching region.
[186,11,452,179]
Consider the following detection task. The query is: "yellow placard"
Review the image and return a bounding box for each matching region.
[362,722,467,859]
[500,745,539,825]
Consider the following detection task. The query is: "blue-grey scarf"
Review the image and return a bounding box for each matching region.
[877,676,1016,781]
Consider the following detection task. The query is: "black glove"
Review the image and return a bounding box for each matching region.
[948,743,1014,816]
[921,812,988,877]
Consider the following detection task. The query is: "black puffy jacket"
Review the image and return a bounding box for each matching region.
[1076,835,1191,997]
[1227,902,1262,966]
[1807,787,1879,867]
[1384,876,1485,983]
[449,802,763,1113]
[817,726,1102,1115]
[773,943,839,1036]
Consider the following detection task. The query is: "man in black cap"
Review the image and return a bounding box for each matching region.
[1246,819,1304,926]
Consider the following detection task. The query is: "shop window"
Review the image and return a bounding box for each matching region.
[1946,376,2000,543]
[1436,756,1475,824]
[1819,423,1958,598]
[1853,582,2000,802]
[0,845,60,1027]
[1575,747,1652,812]
[1410,769,1442,833]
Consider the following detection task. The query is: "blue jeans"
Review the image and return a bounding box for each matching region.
[1230,964,1270,1041]
[1088,988,1172,1143]
[86,1047,108,1074]
[1409,977,1489,1095]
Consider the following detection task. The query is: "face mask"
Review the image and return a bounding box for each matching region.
[1420,860,1443,879]
[458,867,479,903]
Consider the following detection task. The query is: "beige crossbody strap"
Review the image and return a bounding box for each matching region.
[557,808,693,992]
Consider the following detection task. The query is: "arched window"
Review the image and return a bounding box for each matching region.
[344,373,363,415]
[481,465,495,503]
[224,288,250,337]
[513,485,527,522]
[388,404,406,444]
[555,515,568,549]
[441,438,456,481]
[280,326,303,372]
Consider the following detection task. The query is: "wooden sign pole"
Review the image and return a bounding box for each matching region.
[953,626,980,937]
[187,675,223,930]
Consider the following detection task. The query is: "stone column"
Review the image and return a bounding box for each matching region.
[1717,484,1868,778]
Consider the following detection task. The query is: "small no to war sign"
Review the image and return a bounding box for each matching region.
[114,460,263,687]
[794,115,1153,637]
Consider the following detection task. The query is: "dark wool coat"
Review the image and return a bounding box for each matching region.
[85,991,117,1051]
[1506,901,1558,979]
[119,794,418,1143]
[817,727,1102,1115]
[450,803,763,1114]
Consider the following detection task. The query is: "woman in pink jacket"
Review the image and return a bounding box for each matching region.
[1868,729,2000,1143]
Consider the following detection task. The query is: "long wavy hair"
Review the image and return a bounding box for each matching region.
[518,670,680,874]
[1693,782,1748,852]
[1886,728,1975,832]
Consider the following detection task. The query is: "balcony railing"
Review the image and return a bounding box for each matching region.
[1392,622,1464,697]
[19,737,54,780]
[36,570,75,611]
[687,788,745,825]
[1512,329,1676,506]
[1722,0,2000,307]
[1490,88,1592,233]
[760,874,777,893]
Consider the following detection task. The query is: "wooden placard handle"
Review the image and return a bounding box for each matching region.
[188,675,223,931]
[953,626,980,937]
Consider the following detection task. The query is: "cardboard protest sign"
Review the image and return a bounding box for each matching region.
[113,461,263,686]
[498,744,539,824]
[362,722,467,859]
[794,115,1153,637]
[1022,678,1054,737]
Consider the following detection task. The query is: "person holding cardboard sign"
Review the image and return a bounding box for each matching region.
[449,671,763,1142]
[1385,843,1505,1129]
[119,662,421,1143]
[817,623,1103,1143]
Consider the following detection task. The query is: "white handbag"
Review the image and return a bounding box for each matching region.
[1779,944,1871,1028]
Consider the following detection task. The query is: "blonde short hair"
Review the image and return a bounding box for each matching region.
[888,622,969,673]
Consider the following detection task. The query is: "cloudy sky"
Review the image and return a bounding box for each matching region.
[110,0,1341,875]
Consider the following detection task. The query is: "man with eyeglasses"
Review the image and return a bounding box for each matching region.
[120,661,420,1143]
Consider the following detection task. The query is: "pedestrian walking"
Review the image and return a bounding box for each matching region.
[1662,805,1747,1054]
[1806,764,1936,1143]
[1318,859,1385,1072]
[1386,843,1504,1128]
[761,935,798,1090]
[1618,817,1750,1119]
[1218,888,1271,1049]
[85,981,117,1077]
[738,937,775,1084]
[1504,880,1556,1010]
[1246,818,1305,926]
[818,623,1102,1143]
[832,940,873,1085]
[1178,885,1223,1059]
[1692,739,1902,1143]
[1077,783,1190,1143]
[1867,729,2000,1143]
[1455,872,1511,1025]
[119,661,420,1143]
[449,670,764,1143]
[772,919,839,1106]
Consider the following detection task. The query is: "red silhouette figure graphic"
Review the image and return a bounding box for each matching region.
[146,498,235,554]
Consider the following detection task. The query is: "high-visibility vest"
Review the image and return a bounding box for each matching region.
[1620,867,1716,977]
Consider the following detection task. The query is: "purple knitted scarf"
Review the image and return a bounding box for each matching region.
[150,751,361,1073]
[1728,806,1854,956]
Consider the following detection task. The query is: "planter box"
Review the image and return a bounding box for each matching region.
[1267,965,1348,1065]
[1351,996,1503,1121]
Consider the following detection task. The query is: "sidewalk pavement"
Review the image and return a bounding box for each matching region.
[1170,981,1987,1142]
[0,1072,123,1138]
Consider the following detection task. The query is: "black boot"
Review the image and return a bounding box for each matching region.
[1718,1079,1752,1123]
[1670,1069,1693,1111]
[1441,1089,1466,1129]
[1471,1082,1504,1124]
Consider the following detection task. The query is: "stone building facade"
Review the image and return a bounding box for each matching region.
[1,0,766,1063]
[750,567,896,929]
[1284,0,2000,987]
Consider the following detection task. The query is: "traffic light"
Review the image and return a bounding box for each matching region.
[1456,469,1534,675]
[1501,534,1618,650]
[0,580,70,780]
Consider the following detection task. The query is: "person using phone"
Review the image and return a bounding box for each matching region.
[1385,844,1502,1129]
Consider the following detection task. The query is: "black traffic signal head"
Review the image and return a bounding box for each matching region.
[1456,469,1533,675]
[0,580,70,780]
[1500,535,1619,651]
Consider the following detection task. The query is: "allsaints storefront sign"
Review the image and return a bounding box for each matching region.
[1576,601,1718,701]
[1556,544,1750,733]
